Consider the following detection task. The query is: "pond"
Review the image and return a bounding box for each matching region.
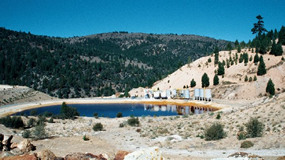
[14,103,215,118]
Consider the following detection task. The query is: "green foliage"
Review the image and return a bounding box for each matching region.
[214,46,219,64]
[226,42,233,51]
[48,117,54,123]
[93,112,99,118]
[237,131,247,140]
[201,73,210,88]
[266,78,275,95]
[119,123,125,128]
[257,56,266,75]
[83,135,89,141]
[249,77,253,82]
[27,118,36,127]
[270,41,283,56]
[240,140,254,148]
[253,53,259,64]
[208,58,212,63]
[237,45,241,53]
[216,113,221,119]
[60,102,79,119]
[253,75,257,81]
[190,78,196,88]
[22,130,31,138]
[127,116,140,127]
[93,123,103,131]
[213,74,219,86]
[204,123,226,141]
[0,116,24,129]
[243,53,249,64]
[33,124,48,140]
[217,62,225,75]
[246,118,264,138]
[278,26,285,45]
[251,15,267,35]
[116,112,123,118]
[0,28,230,98]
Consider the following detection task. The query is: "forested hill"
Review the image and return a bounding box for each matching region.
[0,28,230,98]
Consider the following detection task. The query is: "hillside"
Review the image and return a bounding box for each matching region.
[130,48,285,100]
[0,28,230,98]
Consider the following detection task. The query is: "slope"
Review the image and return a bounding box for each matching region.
[0,28,230,98]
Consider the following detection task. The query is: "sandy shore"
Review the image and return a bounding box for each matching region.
[0,98,226,117]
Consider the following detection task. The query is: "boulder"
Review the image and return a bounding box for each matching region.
[1,154,38,160]
[124,147,164,160]
[64,152,107,160]
[114,150,130,160]
[277,156,285,160]
[228,152,264,160]
[17,139,36,153]
[2,135,13,151]
[37,150,57,160]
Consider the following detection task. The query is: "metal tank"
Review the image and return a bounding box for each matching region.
[172,89,177,98]
[184,89,190,99]
[194,89,200,100]
[154,91,160,99]
[199,88,204,101]
[205,89,212,101]
[166,90,171,99]
[161,91,167,99]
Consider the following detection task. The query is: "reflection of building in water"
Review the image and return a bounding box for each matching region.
[143,104,214,115]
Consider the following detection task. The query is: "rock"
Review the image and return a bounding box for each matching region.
[228,152,264,160]
[277,156,285,160]
[114,150,130,160]
[124,147,164,160]
[1,154,38,160]
[64,152,107,160]
[10,143,17,149]
[17,139,36,153]
[0,151,14,158]
[3,135,13,151]
[37,149,56,160]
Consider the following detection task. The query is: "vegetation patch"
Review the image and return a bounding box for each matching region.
[240,140,254,148]
[93,123,103,131]
[204,123,226,141]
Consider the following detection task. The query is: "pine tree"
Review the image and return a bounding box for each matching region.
[278,26,285,45]
[214,46,219,64]
[266,79,275,95]
[275,43,283,56]
[213,74,219,85]
[257,56,266,75]
[251,15,267,35]
[201,73,210,88]
[217,62,225,75]
[244,75,248,82]
[270,41,277,55]
[254,53,259,64]
[190,79,196,88]
[237,45,241,53]
[243,53,249,64]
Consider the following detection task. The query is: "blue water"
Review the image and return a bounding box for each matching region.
[15,103,211,118]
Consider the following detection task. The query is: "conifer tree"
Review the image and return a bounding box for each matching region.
[217,62,225,75]
[278,26,285,45]
[201,73,210,88]
[266,78,275,95]
[251,15,267,35]
[254,53,259,64]
[214,46,219,64]
[257,56,266,75]
[237,45,241,53]
[213,74,219,86]
[190,78,196,88]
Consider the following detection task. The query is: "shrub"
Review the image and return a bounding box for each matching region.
[93,123,103,131]
[127,117,140,127]
[60,102,79,119]
[37,115,46,125]
[119,123,125,128]
[33,124,48,140]
[48,117,54,123]
[237,131,247,140]
[83,135,89,141]
[27,118,36,127]
[116,112,123,118]
[22,130,31,138]
[0,116,24,129]
[240,140,254,148]
[93,113,99,119]
[246,118,264,138]
[216,113,221,119]
[204,123,226,141]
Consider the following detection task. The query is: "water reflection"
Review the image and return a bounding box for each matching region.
[143,104,213,115]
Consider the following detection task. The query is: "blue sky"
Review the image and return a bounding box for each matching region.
[0,0,284,42]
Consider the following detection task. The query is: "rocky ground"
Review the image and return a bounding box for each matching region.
[1,92,285,159]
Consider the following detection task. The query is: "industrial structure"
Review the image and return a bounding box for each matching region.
[144,88,212,101]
